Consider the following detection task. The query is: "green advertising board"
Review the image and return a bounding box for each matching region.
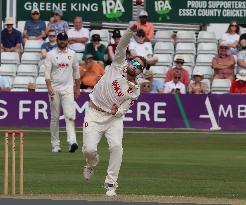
[17,0,132,22]
[3,0,6,19]
[146,0,246,23]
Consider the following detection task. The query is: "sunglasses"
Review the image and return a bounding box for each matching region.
[220,46,228,49]
[176,61,184,64]
[48,35,56,38]
[143,84,151,88]
[6,24,13,26]
[32,12,40,15]
[230,24,238,27]
[174,77,181,79]
[128,59,145,71]
[137,34,145,38]
[53,13,60,16]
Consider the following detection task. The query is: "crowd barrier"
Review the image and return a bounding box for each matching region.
[0,92,245,131]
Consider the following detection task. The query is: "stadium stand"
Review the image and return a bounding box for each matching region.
[211,79,232,94]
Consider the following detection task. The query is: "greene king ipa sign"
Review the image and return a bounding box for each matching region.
[146,0,246,23]
[16,0,132,22]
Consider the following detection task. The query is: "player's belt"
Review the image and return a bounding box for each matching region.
[89,101,107,113]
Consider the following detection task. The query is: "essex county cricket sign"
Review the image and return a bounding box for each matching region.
[17,0,132,22]
[146,0,246,23]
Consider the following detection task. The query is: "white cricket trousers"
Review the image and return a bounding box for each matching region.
[49,90,77,148]
[82,106,123,185]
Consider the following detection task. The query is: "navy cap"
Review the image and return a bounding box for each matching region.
[57,32,68,41]
[91,34,101,41]
[112,29,121,38]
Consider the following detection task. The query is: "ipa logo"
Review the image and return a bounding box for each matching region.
[155,0,172,21]
[102,0,125,21]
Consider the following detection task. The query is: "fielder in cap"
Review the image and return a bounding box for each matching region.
[82,22,146,196]
[45,32,80,153]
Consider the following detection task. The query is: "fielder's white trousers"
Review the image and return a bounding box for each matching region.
[82,106,123,185]
[49,90,77,148]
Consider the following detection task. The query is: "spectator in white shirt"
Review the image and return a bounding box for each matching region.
[164,70,186,94]
[129,29,158,66]
[222,21,240,55]
[67,16,89,53]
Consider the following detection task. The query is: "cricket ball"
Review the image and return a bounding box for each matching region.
[136,0,143,6]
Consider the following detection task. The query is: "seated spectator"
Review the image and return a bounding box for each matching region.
[0,76,11,92]
[67,16,89,53]
[39,29,57,67]
[46,9,69,35]
[143,70,163,93]
[188,72,209,94]
[136,10,154,42]
[129,29,158,66]
[106,29,122,65]
[80,54,105,89]
[83,34,106,67]
[237,39,246,72]
[140,79,153,93]
[27,83,36,92]
[41,29,57,56]
[222,21,240,55]
[230,70,246,93]
[165,55,190,86]
[1,17,22,56]
[164,70,186,94]
[23,9,46,43]
[212,41,235,81]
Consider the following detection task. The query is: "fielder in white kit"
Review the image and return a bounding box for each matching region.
[82,22,147,196]
[45,32,80,153]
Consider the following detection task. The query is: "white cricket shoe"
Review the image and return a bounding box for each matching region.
[52,146,61,153]
[83,166,95,180]
[105,183,117,197]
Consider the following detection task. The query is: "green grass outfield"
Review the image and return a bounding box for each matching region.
[0,128,246,199]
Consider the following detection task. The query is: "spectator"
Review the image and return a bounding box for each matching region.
[230,70,246,93]
[23,8,46,43]
[140,79,152,93]
[67,16,89,53]
[143,70,163,93]
[83,34,106,67]
[165,55,190,86]
[188,71,209,94]
[136,10,154,42]
[164,70,186,94]
[46,9,69,35]
[27,83,36,92]
[237,39,246,72]
[1,17,22,56]
[222,21,240,55]
[212,41,235,81]
[39,29,57,68]
[41,29,57,58]
[106,29,122,65]
[0,76,11,92]
[80,54,105,89]
[129,29,158,66]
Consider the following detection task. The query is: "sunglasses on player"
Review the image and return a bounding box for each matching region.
[128,59,145,71]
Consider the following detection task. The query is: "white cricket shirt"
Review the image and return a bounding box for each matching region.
[45,47,79,93]
[89,29,140,117]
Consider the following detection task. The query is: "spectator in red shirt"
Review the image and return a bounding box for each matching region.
[212,41,235,81]
[230,70,246,93]
[165,55,190,86]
